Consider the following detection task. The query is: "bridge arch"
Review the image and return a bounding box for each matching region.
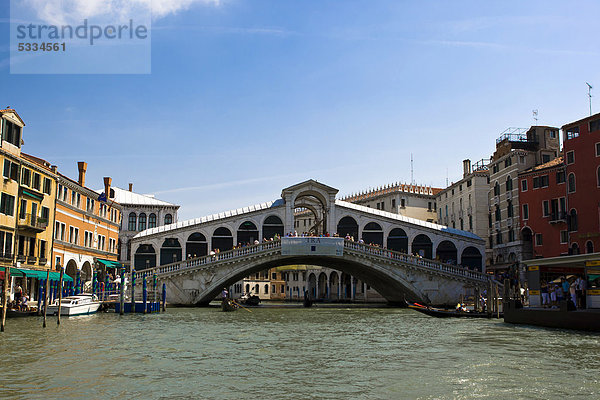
[412,234,432,258]
[362,222,383,246]
[337,216,359,239]
[387,228,408,253]
[436,240,457,264]
[135,244,156,270]
[186,232,208,259]
[212,227,233,252]
[160,238,182,265]
[237,221,260,246]
[262,215,284,240]
[329,271,340,300]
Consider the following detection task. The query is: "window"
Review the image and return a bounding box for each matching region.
[589,119,600,132]
[566,151,575,165]
[19,199,26,219]
[560,230,568,244]
[21,168,30,186]
[495,206,501,222]
[71,190,76,205]
[41,206,49,222]
[522,204,529,220]
[459,184,462,191]
[32,173,41,190]
[460,218,464,230]
[0,231,13,257]
[97,235,105,251]
[2,119,22,147]
[128,213,137,231]
[488,213,492,228]
[469,215,473,230]
[380,202,385,211]
[506,177,513,191]
[535,233,543,246]
[43,177,51,194]
[556,170,565,184]
[542,200,549,217]
[504,157,512,168]
[568,173,576,193]
[3,159,18,181]
[28,237,35,257]
[39,240,46,259]
[496,230,503,245]
[69,227,79,245]
[84,231,93,247]
[264,284,268,294]
[138,213,147,231]
[493,164,499,174]
[521,179,528,192]
[540,175,549,187]
[507,200,513,218]
[0,193,15,216]
[548,129,557,139]
[400,199,405,208]
[597,166,600,187]
[596,143,600,157]
[428,202,432,211]
[542,154,551,163]
[272,272,277,280]
[568,209,578,232]
[566,126,579,139]
[86,198,95,212]
[467,179,472,187]
[148,213,157,228]
[391,199,396,208]
[494,182,500,196]
[165,214,173,225]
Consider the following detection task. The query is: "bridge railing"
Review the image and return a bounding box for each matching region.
[134,240,282,279]
[343,240,490,283]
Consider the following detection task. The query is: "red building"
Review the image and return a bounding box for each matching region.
[519,157,568,258]
[562,113,600,254]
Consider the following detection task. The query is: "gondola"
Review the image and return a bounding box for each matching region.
[221,298,238,312]
[239,294,261,306]
[5,308,38,318]
[407,302,500,319]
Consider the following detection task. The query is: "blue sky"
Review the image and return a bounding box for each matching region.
[2,0,599,220]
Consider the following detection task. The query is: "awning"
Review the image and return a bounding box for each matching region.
[96,258,121,269]
[0,267,24,278]
[18,268,74,282]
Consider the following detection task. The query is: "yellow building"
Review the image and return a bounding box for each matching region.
[53,163,122,284]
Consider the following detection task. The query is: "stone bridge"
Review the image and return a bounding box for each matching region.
[133,238,493,306]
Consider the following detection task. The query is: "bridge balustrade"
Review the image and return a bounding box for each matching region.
[134,238,490,285]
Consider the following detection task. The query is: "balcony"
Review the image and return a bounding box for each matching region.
[26,255,37,264]
[0,251,12,260]
[39,257,47,265]
[550,212,567,224]
[18,213,48,232]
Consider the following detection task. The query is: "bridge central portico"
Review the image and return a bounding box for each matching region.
[131,180,489,305]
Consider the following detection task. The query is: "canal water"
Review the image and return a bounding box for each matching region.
[1,306,598,399]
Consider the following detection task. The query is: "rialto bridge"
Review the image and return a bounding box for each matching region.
[130,180,490,306]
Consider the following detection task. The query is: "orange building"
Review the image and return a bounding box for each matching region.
[53,162,122,284]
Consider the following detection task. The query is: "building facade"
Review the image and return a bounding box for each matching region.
[562,113,600,254]
[518,157,568,259]
[487,126,560,273]
[53,162,122,283]
[436,159,490,241]
[111,184,179,270]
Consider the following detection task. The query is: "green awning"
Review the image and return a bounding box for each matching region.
[22,189,43,201]
[96,259,121,269]
[18,269,74,282]
[0,267,24,277]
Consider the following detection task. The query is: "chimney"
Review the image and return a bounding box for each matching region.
[103,177,112,199]
[129,183,133,192]
[50,165,57,173]
[462,159,471,178]
[77,161,87,186]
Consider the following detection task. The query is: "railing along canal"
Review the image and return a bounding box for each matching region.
[135,239,490,284]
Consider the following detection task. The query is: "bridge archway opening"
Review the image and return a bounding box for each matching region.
[308,273,317,298]
[387,228,408,253]
[461,246,482,271]
[329,271,339,300]
[412,234,432,258]
[294,191,328,235]
[65,259,78,280]
[318,272,327,299]
[160,238,182,265]
[237,221,259,246]
[212,227,233,252]
[134,244,156,270]
[186,233,208,259]
[262,215,284,240]
[337,216,358,240]
[436,240,457,264]
[362,222,383,246]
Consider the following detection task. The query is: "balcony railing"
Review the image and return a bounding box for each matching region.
[0,251,13,260]
[550,212,567,223]
[18,213,48,231]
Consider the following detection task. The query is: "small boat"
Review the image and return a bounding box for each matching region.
[47,294,101,316]
[5,308,38,318]
[407,302,499,319]
[221,298,238,312]
[239,293,261,306]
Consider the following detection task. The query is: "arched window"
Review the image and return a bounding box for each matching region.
[506,176,513,191]
[128,212,137,231]
[586,241,594,254]
[494,182,500,196]
[164,213,173,225]
[568,209,578,232]
[264,284,269,294]
[568,173,576,193]
[138,213,146,231]
[148,213,157,229]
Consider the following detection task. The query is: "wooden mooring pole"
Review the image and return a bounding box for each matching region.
[1,268,10,332]
[57,266,64,325]
[119,267,125,316]
[42,269,50,328]
[130,270,135,313]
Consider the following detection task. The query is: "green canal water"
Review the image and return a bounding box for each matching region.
[0,306,599,399]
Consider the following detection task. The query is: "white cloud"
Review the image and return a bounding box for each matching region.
[21,0,220,25]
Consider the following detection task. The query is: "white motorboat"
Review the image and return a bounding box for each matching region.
[47,294,101,316]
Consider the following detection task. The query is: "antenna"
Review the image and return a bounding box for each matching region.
[410,153,414,185]
[586,82,593,116]
[446,167,448,187]
[532,109,538,124]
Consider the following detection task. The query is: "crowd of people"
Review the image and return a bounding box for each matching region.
[540,276,587,309]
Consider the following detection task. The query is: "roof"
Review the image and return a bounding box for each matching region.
[20,152,56,174]
[100,187,179,207]
[0,108,25,125]
[133,198,285,239]
[335,200,482,241]
[341,182,442,202]
[561,112,600,129]
[520,156,564,174]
